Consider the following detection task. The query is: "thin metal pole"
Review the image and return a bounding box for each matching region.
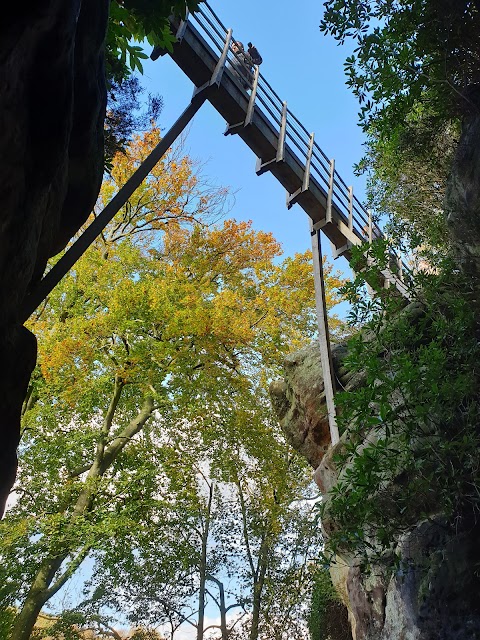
[22,94,208,322]
[310,219,339,445]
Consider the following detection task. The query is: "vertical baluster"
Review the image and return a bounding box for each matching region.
[326,159,335,224]
[211,28,233,86]
[397,255,403,281]
[303,133,314,192]
[176,9,190,41]
[348,186,354,231]
[245,66,260,126]
[276,101,287,163]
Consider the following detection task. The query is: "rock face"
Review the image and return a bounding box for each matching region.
[0,0,109,513]
[270,342,480,640]
[270,342,354,469]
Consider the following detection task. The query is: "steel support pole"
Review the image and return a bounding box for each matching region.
[22,94,209,322]
[310,219,339,445]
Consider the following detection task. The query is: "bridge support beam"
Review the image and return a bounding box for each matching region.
[22,93,209,321]
[310,219,339,445]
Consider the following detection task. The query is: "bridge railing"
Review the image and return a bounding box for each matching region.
[185,2,409,284]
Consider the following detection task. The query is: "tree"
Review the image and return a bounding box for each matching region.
[0,129,345,639]
[108,1,202,78]
[321,1,480,274]
[320,0,480,137]
[79,394,319,640]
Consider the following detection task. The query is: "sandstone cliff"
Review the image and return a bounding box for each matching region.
[0,0,109,512]
[271,339,480,640]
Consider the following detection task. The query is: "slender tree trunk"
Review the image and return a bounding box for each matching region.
[11,386,155,640]
[218,579,228,640]
[248,541,269,640]
[9,556,64,640]
[196,481,214,640]
[206,574,228,640]
[235,477,271,640]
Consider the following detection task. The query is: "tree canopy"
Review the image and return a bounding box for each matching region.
[321,0,480,137]
[0,128,345,640]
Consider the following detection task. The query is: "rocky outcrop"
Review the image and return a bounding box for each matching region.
[270,341,480,640]
[0,0,109,513]
[269,342,358,469]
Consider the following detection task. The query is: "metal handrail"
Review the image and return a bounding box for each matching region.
[188,2,410,280]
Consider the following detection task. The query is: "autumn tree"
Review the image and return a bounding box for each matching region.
[0,129,345,640]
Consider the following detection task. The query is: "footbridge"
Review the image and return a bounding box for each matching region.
[24,2,410,446]
[160,3,408,297]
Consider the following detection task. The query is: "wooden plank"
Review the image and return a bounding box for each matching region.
[397,255,403,280]
[245,65,260,126]
[310,220,339,445]
[255,156,276,176]
[303,132,314,192]
[176,10,190,41]
[211,28,232,86]
[276,101,287,163]
[326,158,335,224]
[348,186,354,231]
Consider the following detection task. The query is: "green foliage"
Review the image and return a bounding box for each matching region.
[321,2,480,254]
[358,110,458,253]
[0,607,15,639]
[308,568,340,640]
[321,257,480,565]
[1,129,341,639]
[320,0,480,136]
[107,0,201,78]
[308,567,351,640]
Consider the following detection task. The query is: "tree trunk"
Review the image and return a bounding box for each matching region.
[248,542,268,640]
[206,574,228,640]
[196,482,214,640]
[218,580,228,640]
[10,556,64,640]
[11,389,154,640]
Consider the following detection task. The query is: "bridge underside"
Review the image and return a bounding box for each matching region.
[167,18,359,260]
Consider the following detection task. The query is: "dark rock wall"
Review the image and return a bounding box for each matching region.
[0,0,109,513]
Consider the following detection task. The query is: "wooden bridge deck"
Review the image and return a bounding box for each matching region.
[158,3,408,296]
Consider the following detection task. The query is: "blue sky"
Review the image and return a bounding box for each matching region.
[139,0,367,267]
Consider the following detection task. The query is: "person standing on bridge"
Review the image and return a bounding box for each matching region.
[247,42,263,66]
[231,40,253,90]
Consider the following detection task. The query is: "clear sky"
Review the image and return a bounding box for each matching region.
[139,0,367,267]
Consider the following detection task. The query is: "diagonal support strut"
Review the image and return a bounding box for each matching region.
[21,93,209,322]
